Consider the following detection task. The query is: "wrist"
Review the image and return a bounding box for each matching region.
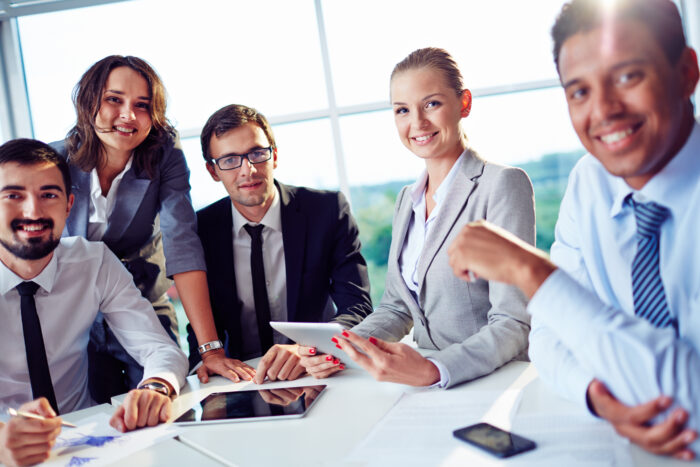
[201,347,225,361]
[198,339,224,356]
[138,378,174,398]
[516,251,557,299]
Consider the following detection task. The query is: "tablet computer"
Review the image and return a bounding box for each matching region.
[270,321,363,369]
[174,385,326,425]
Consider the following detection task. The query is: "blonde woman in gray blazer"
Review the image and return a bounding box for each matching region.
[301,48,534,388]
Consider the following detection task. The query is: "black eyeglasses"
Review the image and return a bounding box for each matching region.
[210,147,273,170]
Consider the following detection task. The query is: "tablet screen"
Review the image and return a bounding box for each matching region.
[174,385,326,424]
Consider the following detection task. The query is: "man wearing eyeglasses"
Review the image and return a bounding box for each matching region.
[189,104,373,384]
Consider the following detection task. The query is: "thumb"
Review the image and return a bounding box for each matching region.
[368,335,393,352]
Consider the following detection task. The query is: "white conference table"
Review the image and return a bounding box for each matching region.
[105,359,693,467]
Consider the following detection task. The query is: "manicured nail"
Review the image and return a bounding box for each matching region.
[331,337,338,344]
[333,359,339,365]
[339,364,345,370]
[342,330,349,337]
[326,355,333,361]
[369,336,378,345]
[309,348,316,355]
[335,344,342,349]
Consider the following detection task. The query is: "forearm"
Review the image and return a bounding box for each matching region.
[173,270,219,344]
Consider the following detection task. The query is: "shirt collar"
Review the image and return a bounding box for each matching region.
[610,120,700,219]
[0,244,60,295]
[232,184,282,235]
[409,150,466,208]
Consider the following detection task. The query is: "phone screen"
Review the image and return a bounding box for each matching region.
[453,422,536,458]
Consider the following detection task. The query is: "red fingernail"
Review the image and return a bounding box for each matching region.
[342,330,349,337]
[333,359,339,365]
[369,336,378,345]
[335,344,342,349]
[339,364,345,370]
[309,348,316,354]
[331,337,338,344]
[325,355,333,361]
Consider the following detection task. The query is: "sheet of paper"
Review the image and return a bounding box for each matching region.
[43,413,180,467]
[344,389,520,466]
[441,413,633,467]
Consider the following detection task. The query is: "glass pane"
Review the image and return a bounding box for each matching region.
[184,118,338,211]
[18,0,327,143]
[322,0,568,107]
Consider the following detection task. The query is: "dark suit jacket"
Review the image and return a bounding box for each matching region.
[188,181,372,366]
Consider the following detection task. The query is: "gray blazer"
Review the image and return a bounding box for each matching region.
[353,148,534,388]
[53,136,206,304]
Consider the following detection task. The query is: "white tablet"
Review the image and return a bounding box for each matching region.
[270,321,363,369]
[174,385,327,425]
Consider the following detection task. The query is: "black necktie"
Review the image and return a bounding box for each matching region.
[243,224,274,353]
[16,281,59,414]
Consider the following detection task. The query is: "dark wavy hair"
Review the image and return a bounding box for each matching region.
[65,55,174,178]
[552,0,687,72]
[200,104,277,162]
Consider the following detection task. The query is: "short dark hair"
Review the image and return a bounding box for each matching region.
[552,0,687,72]
[0,139,72,195]
[200,104,277,162]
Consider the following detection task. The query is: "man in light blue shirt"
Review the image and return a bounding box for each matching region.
[447,0,700,461]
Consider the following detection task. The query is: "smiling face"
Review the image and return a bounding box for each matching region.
[391,67,468,163]
[205,123,278,222]
[559,19,699,189]
[94,66,153,160]
[0,162,73,271]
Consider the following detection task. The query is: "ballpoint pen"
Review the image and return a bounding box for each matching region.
[7,408,77,428]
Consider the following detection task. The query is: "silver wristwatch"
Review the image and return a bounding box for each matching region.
[138,381,171,398]
[198,339,224,355]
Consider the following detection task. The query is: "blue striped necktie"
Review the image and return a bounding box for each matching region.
[629,198,674,329]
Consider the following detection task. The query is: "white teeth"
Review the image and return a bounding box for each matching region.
[115,126,136,133]
[414,135,431,142]
[601,128,634,144]
[22,225,44,232]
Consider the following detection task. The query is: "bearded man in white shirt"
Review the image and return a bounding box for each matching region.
[447,0,700,462]
[0,138,188,467]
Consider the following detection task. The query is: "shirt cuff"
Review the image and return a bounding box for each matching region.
[426,357,450,388]
[139,371,182,397]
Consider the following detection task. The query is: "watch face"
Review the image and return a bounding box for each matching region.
[140,382,169,396]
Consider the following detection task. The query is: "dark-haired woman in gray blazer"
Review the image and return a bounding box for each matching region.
[302,47,535,388]
[56,55,255,402]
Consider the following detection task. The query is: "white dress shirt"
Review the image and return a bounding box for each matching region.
[398,153,464,386]
[87,156,133,241]
[528,121,700,451]
[231,186,288,359]
[0,237,188,414]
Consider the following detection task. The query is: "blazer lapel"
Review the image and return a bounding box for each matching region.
[389,187,419,304]
[102,167,151,244]
[65,166,91,237]
[415,149,483,292]
[279,182,305,322]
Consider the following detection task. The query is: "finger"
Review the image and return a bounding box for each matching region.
[109,405,126,433]
[21,398,57,418]
[614,411,687,453]
[589,380,671,424]
[255,349,277,384]
[277,354,301,381]
[121,392,140,431]
[306,356,340,376]
[160,399,172,423]
[298,346,317,357]
[288,362,307,381]
[267,350,293,382]
[311,364,344,379]
[654,428,697,456]
[145,396,166,427]
[196,365,210,384]
[673,449,696,461]
[136,391,151,428]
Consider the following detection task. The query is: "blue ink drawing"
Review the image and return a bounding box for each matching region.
[56,434,119,449]
[67,456,96,466]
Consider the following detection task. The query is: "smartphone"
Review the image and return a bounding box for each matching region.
[453,422,536,458]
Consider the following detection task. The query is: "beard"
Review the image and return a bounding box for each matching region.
[0,218,60,260]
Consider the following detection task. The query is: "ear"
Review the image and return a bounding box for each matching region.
[66,193,75,216]
[272,147,278,170]
[679,47,699,100]
[205,161,221,182]
[460,89,473,118]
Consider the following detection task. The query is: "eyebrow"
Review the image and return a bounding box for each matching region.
[215,145,268,158]
[562,58,648,90]
[0,184,64,192]
[392,93,446,106]
[104,89,151,101]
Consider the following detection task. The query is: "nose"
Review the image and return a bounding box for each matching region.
[412,109,429,130]
[238,156,256,177]
[591,83,625,123]
[22,195,42,219]
[119,103,136,121]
